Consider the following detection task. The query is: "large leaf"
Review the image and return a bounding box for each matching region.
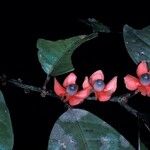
[123,25,150,68]
[37,33,97,76]
[48,109,134,149]
[80,18,110,33]
[0,90,14,150]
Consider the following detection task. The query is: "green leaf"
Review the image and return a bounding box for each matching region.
[80,18,110,33]
[37,33,98,76]
[123,25,150,68]
[48,109,134,150]
[0,90,14,150]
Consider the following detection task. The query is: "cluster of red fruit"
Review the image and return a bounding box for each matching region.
[54,61,150,106]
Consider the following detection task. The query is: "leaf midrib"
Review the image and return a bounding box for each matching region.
[51,33,98,76]
[70,109,89,150]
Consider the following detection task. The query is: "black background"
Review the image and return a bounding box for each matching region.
[0,2,150,150]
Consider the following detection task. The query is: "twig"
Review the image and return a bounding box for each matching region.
[6,78,138,112]
[1,76,150,132]
[7,79,138,117]
[87,92,139,117]
[110,92,138,117]
[9,79,42,92]
[7,78,139,117]
[8,78,58,98]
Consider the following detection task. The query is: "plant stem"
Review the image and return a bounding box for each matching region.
[110,92,138,117]
[42,75,51,90]
[8,78,58,98]
[7,78,138,117]
[1,76,149,131]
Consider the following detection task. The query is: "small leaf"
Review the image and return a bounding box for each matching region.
[48,109,134,149]
[123,25,150,68]
[37,33,98,76]
[0,90,14,150]
[80,18,110,33]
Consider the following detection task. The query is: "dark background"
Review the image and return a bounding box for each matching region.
[0,2,150,150]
